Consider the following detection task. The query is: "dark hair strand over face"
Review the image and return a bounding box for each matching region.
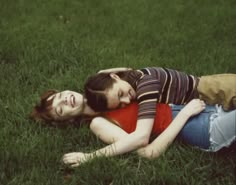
[84,70,141,112]
[84,73,114,111]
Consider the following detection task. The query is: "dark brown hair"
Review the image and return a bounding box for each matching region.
[30,89,58,123]
[84,70,141,112]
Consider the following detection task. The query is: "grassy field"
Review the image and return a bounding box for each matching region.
[0,0,236,184]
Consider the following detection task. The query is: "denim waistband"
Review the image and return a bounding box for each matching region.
[170,104,217,149]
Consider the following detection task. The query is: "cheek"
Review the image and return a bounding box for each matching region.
[108,97,119,109]
[123,85,130,93]
[121,82,130,91]
[63,107,73,117]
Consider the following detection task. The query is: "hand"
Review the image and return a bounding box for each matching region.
[62,152,89,168]
[181,99,206,117]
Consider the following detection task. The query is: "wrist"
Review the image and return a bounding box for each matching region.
[85,153,93,159]
[178,110,192,119]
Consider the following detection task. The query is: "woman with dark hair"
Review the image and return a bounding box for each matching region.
[84,67,236,112]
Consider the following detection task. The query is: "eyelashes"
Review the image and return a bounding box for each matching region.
[118,91,123,98]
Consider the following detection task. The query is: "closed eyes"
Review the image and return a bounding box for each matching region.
[118,91,123,98]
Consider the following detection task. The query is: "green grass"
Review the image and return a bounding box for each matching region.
[0,0,235,184]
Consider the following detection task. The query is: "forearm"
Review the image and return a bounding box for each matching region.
[137,111,190,159]
[87,118,153,158]
[87,131,147,158]
[98,67,132,74]
[63,123,145,168]
[137,99,206,159]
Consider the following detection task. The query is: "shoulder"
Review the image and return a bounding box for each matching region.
[136,75,161,90]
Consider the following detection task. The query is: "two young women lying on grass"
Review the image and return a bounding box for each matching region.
[31,89,236,167]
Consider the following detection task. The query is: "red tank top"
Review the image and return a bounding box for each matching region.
[105,103,172,135]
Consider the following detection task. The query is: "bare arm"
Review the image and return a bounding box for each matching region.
[97,67,132,74]
[137,99,206,159]
[63,118,154,167]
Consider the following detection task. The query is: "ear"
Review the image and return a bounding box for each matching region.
[110,73,120,80]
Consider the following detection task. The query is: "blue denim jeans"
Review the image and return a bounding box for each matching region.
[171,105,217,150]
[171,104,236,151]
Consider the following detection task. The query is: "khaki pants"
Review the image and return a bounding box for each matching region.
[197,74,236,111]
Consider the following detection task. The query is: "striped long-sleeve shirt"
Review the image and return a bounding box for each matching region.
[132,67,199,119]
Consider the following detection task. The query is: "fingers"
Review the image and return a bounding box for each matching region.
[62,152,88,168]
[63,153,75,162]
[193,99,206,108]
[63,153,78,166]
[199,99,206,109]
[185,99,206,116]
[194,99,205,111]
[71,163,80,168]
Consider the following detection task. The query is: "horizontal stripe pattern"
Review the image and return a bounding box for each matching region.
[134,67,199,119]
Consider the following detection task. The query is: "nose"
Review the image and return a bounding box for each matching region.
[120,96,130,105]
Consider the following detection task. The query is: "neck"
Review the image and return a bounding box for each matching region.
[82,100,100,116]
